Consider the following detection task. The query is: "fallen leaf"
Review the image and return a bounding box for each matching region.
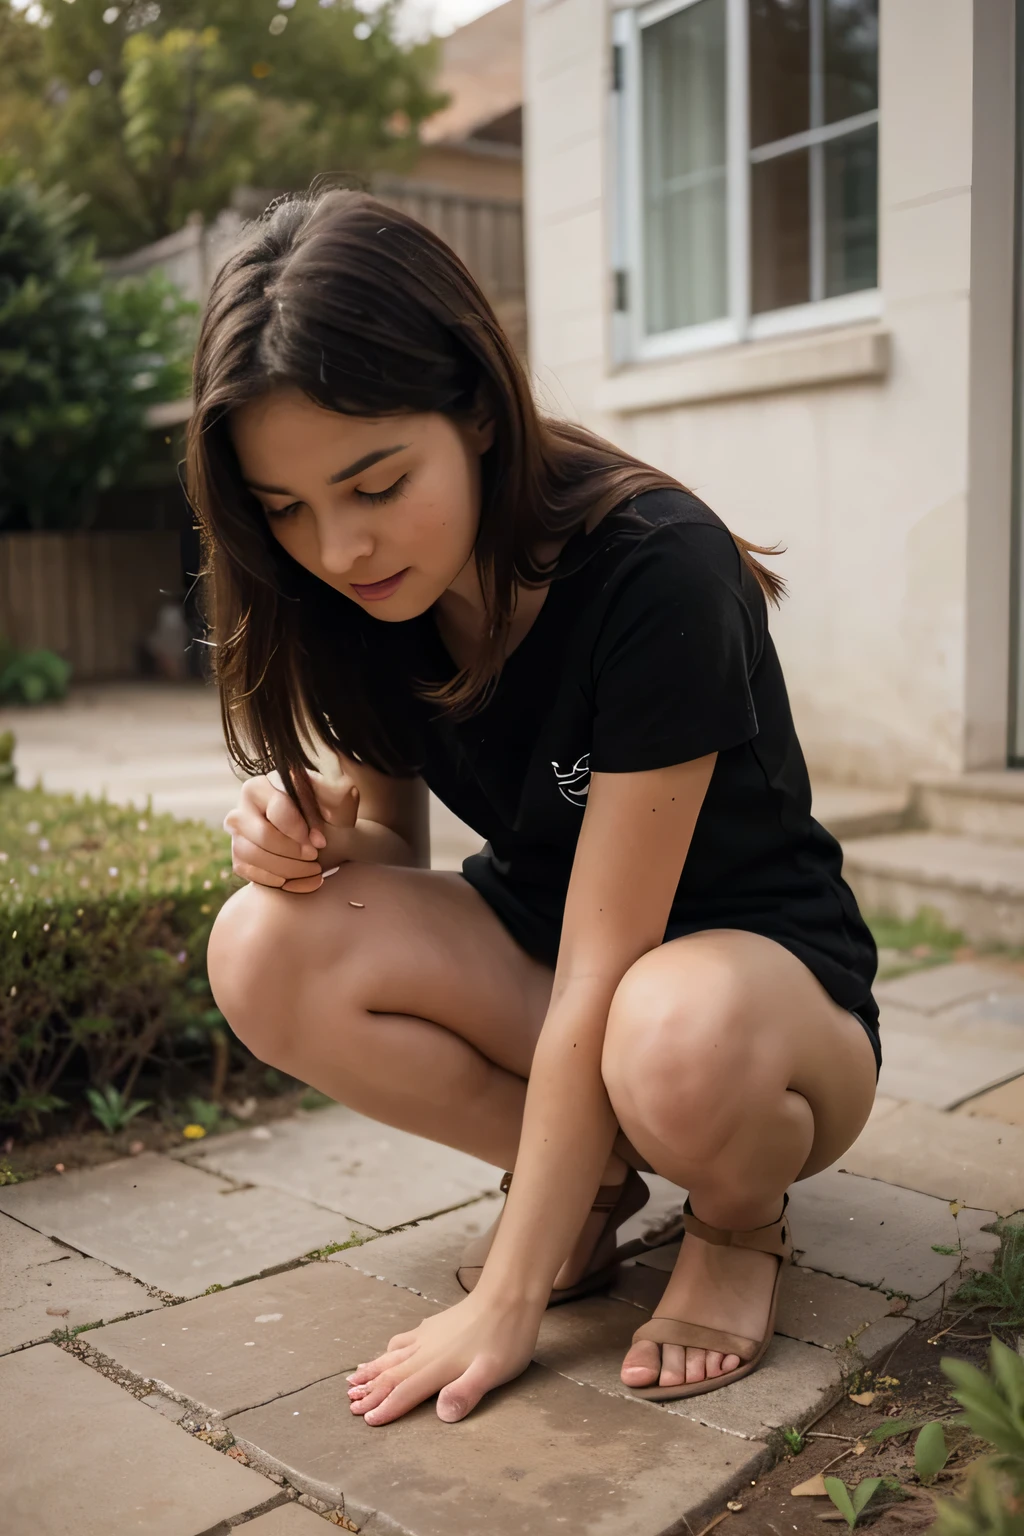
[850,1390,876,1406]
[889,1297,908,1314]
[45,1306,69,1318]
[949,1200,962,1217]
[853,1442,868,1455]
[726,1501,743,1512]
[792,1473,829,1497]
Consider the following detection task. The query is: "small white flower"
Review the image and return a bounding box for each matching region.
[102,6,120,22]
[38,838,50,852]
[108,866,119,877]
[202,879,212,890]
[269,12,287,32]
[28,864,39,876]
[137,819,148,832]
[26,822,40,835]
[88,67,103,85]
[354,19,370,37]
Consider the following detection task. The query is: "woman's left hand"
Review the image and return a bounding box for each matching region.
[346,1292,541,1426]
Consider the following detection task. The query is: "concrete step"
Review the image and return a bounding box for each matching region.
[812,783,909,841]
[843,830,1024,946]
[912,769,1024,843]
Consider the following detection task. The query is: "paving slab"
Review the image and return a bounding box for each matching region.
[785,1168,967,1296]
[173,1106,503,1231]
[841,1103,1024,1215]
[0,1154,372,1297]
[874,960,1024,1015]
[0,1211,158,1354]
[95,1263,440,1419]
[242,1506,330,1533]
[336,1199,500,1306]
[229,1358,766,1536]
[957,1071,1024,1126]
[0,1343,272,1536]
[877,1001,1024,1108]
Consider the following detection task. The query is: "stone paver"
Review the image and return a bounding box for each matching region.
[0,1344,272,1536]
[0,1211,158,1354]
[174,1106,503,1231]
[841,1102,1024,1215]
[337,1199,500,1305]
[875,960,1024,1015]
[0,1153,372,1297]
[785,1168,972,1295]
[243,1506,329,1533]
[878,1000,1024,1108]
[957,1070,1024,1126]
[228,1358,767,1536]
[95,1263,441,1419]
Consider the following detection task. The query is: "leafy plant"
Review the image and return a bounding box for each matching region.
[183,1096,223,1134]
[782,1426,805,1455]
[915,1419,952,1484]
[0,784,243,1136]
[868,907,965,956]
[824,1475,884,1529]
[0,647,71,705]
[0,169,196,530]
[85,1082,152,1134]
[954,1221,1024,1331]
[930,1337,1024,1535]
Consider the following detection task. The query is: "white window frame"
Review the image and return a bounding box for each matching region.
[611,0,881,366]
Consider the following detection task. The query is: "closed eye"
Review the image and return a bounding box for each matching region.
[355,473,408,506]
[264,501,301,521]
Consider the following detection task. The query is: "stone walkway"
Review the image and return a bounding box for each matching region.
[2,685,1023,1534]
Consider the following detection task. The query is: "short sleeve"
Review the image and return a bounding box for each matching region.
[589,524,761,773]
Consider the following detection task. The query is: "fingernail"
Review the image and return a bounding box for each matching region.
[311,830,327,848]
[321,866,341,879]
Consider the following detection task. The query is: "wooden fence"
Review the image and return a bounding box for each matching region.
[0,531,181,681]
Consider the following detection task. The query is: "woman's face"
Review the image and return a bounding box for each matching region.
[230,386,492,621]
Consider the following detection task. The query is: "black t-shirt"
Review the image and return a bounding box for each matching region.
[386,488,878,1027]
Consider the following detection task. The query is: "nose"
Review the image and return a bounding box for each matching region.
[315,511,374,576]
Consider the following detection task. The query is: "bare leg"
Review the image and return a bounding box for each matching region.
[602,930,877,1390]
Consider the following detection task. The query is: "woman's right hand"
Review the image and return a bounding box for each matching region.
[224,771,360,894]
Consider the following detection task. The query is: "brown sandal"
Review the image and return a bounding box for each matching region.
[456,1165,652,1307]
[627,1194,793,1401]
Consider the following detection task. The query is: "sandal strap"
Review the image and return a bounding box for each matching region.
[632,1315,761,1363]
[499,1168,640,1216]
[682,1194,792,1259]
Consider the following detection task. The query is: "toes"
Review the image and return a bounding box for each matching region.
[684,1349,707,1384]
[722,1353,741,1373]
[658,1343,689,1387]
[704,1351,725,1377]
[620,1340,662,1387]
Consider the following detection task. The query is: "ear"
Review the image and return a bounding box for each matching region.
[465,412,495,455]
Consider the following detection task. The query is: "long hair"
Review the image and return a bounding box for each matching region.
[187,187,783,786]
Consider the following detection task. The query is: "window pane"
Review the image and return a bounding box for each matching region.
[824,0,879,124]
[642,0,728,334]
[749,0,810,149]
[825,123,878,294]
[751,148,810,312]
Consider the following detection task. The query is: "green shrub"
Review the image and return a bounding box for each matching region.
[0,785,242,1135]
[0,645,71,704]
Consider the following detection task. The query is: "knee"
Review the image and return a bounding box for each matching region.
[602,955,751,1158]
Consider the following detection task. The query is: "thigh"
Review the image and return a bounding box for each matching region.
[210,862,553,1077]
[604,929,877,1178]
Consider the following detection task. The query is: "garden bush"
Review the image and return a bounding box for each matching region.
[0,783,243,1136]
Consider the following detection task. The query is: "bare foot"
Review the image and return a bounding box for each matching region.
[620,1220,780,1389]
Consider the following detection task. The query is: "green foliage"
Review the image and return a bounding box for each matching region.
[930,1337,1024,1535]
[824,1475,884,1529]
[0,646,72,704]
[86,1081,152,1133]
[0,170,196,529]
[915,1419,951,1484]
[182,1095,225,1134]
[0,0,447,255]
[954,1221,1024,1330]
[0,729,15,787]
[0,784,241,1135]
[868,906,966,956]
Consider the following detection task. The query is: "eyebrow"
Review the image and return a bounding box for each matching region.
[244,444,408,496]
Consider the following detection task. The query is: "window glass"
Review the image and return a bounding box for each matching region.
[825,122,878,294]
[749,0,810,149]
[824,0,879,124]
[751,147,810,313]
[642,0,728,334]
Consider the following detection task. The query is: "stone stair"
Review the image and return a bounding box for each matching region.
[826,770,1024,945]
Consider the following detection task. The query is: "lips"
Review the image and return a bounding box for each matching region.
[350,568,410,602]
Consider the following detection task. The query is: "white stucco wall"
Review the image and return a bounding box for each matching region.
[524,0,1015,787]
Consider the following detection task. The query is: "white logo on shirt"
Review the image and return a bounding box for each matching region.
[552,753,591,807]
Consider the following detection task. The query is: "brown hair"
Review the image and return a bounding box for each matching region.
[187,187,782,786]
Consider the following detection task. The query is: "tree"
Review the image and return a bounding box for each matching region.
[0,167,196,529]
[0,0,445,255]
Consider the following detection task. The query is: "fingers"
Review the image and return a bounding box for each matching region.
[436,1358,497,1424]
[229,834,321,883]
[360,1367,445,1427]
[264,782,315,846]
[320,782,360,829]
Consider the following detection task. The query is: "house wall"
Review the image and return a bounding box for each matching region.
[524,0,1015,787]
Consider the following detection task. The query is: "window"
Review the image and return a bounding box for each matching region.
[611,0,879,362]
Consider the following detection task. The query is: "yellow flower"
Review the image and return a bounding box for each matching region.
[182,1123,207,1140]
